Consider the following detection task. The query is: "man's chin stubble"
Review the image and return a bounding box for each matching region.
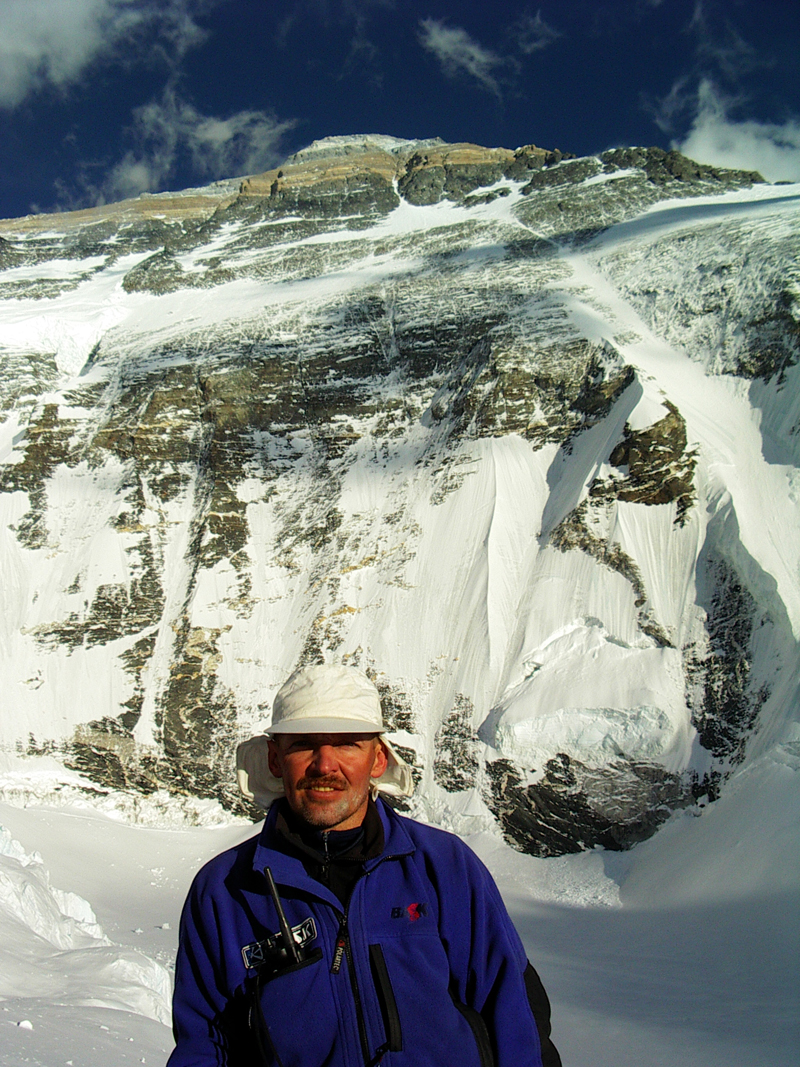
[296,787,370,828]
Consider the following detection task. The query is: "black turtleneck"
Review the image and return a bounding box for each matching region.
[274,798,385,908]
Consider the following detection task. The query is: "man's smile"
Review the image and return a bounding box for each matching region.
[298,776,347,793]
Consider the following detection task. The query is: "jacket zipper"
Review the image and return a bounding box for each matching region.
[268,843,406,1066]
[330,909,372,1065]
[331,913,347,974]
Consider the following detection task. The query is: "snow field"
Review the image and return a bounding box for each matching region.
[0,744,797,1067]
[0,819,171,1038]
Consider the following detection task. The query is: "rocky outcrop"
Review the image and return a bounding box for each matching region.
[236,135,573,214]
[684,554,772,767]
[485,754,692,855]
[601,146,763,187]
[239,140,401,218]
[0,182,240,236]
[601,401,696,521]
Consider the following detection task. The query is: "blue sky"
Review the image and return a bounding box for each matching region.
[1,0,799,220]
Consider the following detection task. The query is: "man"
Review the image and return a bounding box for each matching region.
[168,663,561,1067]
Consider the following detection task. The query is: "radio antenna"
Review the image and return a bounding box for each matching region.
[263,867,301,965]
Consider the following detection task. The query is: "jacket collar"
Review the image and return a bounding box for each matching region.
[276,797,383,865]
[363,799,415,871]
[252,797,415,902]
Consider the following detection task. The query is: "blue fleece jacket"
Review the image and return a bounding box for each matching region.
[168,799,546,1067]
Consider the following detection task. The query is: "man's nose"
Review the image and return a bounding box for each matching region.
[310,745,338,774]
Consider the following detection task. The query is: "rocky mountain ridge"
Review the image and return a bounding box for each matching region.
[0,135,797,856]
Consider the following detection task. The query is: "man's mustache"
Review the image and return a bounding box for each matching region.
[297,775,347,791]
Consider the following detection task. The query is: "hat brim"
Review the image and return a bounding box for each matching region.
[266,716,383,736]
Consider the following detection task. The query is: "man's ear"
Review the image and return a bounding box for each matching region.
[267,738,284,779]
[371,739,389,780]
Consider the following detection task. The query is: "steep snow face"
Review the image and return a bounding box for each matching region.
[0,143,797,855]
[486,621,692,772]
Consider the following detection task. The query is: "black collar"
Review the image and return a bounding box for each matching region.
[275,797,385,865]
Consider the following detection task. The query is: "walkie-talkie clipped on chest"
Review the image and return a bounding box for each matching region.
[242,866,323,980]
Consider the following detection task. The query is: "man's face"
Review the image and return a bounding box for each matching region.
[267,732,388,830]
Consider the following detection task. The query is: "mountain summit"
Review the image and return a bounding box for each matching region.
[0,136,797,854]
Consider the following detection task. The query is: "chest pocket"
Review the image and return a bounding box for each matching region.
[366,865,439,940]
[369,944,403,1053]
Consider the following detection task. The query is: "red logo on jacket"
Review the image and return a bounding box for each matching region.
[391,902,427,921]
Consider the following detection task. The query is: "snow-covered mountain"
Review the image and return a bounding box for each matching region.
[1,134,798,860]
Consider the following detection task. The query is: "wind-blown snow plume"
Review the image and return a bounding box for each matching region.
[676,80,800,183]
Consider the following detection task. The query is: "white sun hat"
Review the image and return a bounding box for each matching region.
[236,663,415,808]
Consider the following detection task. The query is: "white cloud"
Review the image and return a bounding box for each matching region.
[418,18,504,98]
[648,74,694,134]
[645,5,799,183]
[513,10,561,55]
[675,80,800,183]
[0,0,206,108]
[100,86,295,202]
[688,1,762,83]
